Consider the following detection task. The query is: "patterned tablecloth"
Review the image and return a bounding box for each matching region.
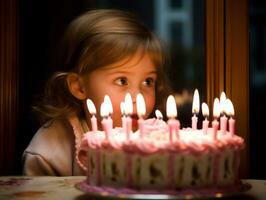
[0,176,265,200]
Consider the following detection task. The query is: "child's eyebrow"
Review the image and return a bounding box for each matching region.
[105,70,157,76]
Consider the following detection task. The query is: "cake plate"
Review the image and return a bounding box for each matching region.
[75,181,251,199]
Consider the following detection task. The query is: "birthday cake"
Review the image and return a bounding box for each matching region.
[76,92,245,194]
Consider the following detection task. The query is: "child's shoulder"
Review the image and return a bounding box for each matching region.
[28,119,74,151]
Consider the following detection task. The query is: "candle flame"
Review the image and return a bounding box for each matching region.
[124,93,133,115]
[136,93,146,117]
[192,89,200,114]
[155,109,163,119]
[213,98,220,118]
[100,102,108,117]
[166,95,177,118]
[201,102,209,118]
[220,92,227,114]
[225,99,235,116]
[120,102,125,115]
[86,99,96,115]
[104,95,113,114]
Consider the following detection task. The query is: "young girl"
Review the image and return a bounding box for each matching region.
[23,9,171,176]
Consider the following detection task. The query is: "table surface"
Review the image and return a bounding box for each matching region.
[0,176,265,200]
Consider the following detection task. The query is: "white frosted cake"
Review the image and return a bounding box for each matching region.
[77,118,244,193]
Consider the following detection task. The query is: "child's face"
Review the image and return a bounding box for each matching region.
[83,52,157,131]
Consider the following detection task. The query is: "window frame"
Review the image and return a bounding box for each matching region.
[206,0,249,177]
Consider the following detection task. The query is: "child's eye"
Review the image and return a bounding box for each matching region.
[143,77,155,87]
[114,77,128,86]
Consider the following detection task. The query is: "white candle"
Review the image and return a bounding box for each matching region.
[201,102,209,134]
[220,92,227,134]
[192,89,200,130]
[124,93,133,140]
[212,98,220,140]
[136,93,146,138]
[120,102,127,134]
[166,95,180,142]
[225,99,235,136]
[86,99,98,133]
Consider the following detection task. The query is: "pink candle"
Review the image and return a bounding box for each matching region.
[166,95,179,142]
[137,94,146,138]
[191,114,198,130]
[220,115,228,134]
[86,99,98,133]
[201,102,209,134]
[168,118,180,141]
[192,89,200,130]
[120,102,127,133]
[91,115,98,132]
[100,101,113,140]
[219,92,227,134]
[212,119,219,140]
[225,99,235,136]
[203,118,209,134]
[124,93,133,140]
[229,117,235,136]
[212,98,220,140]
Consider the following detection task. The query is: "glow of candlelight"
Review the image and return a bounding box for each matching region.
[155,109,163,120]
[225,99,235,117]
[124,93,133,116]
[202,102,209,118]
[104,95,113,115]
[213,98,221,119]
[136,93,146,117]
[201,102,209,134]
[166,95,177,118]
[86,99,98,132]
[100,102,108,118]
[166,95,179,142]
[220,92,227,115]
[87,99,96,115]
[192,89,200,114]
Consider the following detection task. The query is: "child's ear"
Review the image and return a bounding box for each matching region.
[66,73,87,100]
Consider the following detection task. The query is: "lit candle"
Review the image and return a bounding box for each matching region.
[120,102,127,133]
[220,92,228,134]
[100,101,113,140]
[201,102,209,134]
[86,99,98,133]
[192,89,200,130]
[136,93,146,138]
[212,98,220,140]
[104,95,113,116]
[225,99,235,136]
[124,93,133,140]
[155,109,163,120]
[166,95,180,142]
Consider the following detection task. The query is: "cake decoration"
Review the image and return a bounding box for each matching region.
[76,89,244,194]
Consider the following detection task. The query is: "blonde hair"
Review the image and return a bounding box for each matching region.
[34,9,171,124]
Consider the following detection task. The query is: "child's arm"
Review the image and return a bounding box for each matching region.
[22,151,57,175]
